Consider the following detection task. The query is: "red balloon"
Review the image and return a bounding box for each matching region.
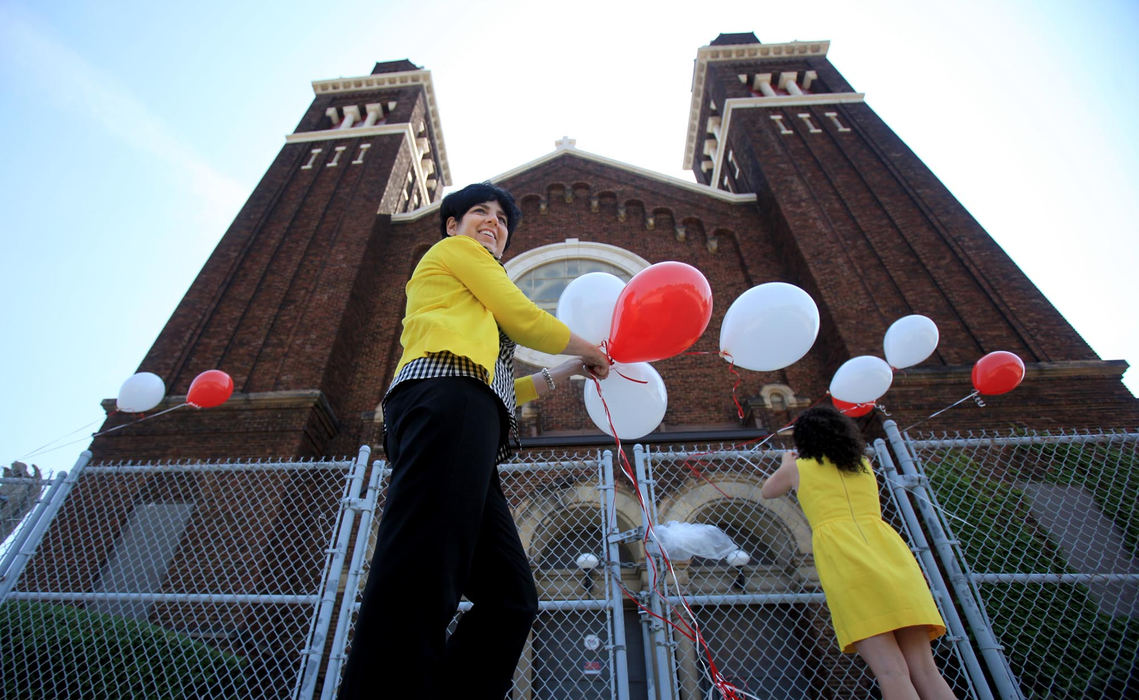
[832,397,875,417]
[187,369,234,408]
[607,262,713,363]
[971,351,1025,395]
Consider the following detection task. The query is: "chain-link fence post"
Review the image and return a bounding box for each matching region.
[295,445,370,700]
[321,458,387,700]
[600,449,631,700]
[1,472,64,588]
[874,436,995,700]
[0,450,91,602]
[882,420,1024,699]
[635,444,678,700]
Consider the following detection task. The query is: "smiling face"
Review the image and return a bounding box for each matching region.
[446,199,510,259]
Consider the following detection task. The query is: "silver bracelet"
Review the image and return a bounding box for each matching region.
[540,367,556,391]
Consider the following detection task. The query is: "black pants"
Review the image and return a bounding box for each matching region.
[336,377,539,699]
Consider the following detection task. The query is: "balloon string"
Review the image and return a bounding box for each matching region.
[12,403,186,464]
[902,390,981,432]
[681,350,746,420]
[613,368,648,384]
[726,360,744,420]
[588,371,740,699]
[678,454,734,499]
[600,339,614,366]
[19,415,113,461]
[91,403,189,438]
[586,371,637,485]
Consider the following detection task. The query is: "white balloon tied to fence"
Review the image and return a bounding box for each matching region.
[830,355,894,404]
[719,282,820,371]
[883,314,939,369]
[116,372,166,413]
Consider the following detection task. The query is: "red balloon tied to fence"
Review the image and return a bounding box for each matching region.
[832,397,875,417]
[607,262,713,364]
[971,351,1025,395]
[187,370,235,408]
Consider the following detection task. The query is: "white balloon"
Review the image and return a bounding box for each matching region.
[556,272,626,345]
[116,372,166,413]
[719,282,820,371]
[583,362,667,439]
[883,315,939,369]
[829,356,894,404]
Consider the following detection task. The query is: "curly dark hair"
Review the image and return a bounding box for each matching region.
[791,405,868,473]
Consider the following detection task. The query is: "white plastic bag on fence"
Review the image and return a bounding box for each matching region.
[645,521,739,561]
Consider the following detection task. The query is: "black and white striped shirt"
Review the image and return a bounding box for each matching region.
[384,328,520,463]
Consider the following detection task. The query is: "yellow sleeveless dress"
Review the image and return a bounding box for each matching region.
[796,456,946,653]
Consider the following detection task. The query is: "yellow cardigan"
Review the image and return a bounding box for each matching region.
[394,235,572,405]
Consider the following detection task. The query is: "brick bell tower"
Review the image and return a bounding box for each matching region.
[684,33,1135,426]
[92,60,449,461]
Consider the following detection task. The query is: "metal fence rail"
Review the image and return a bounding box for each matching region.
[894,425,1139,700]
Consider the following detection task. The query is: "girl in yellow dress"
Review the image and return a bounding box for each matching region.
[762,406,956,700]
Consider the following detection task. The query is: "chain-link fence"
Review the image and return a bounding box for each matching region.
[637,444,980,700]
[0,448,369,700]
[7,429,1133,699]
[891,426,1139,700]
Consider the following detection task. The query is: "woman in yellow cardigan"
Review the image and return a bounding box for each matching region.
[337,183,609,700]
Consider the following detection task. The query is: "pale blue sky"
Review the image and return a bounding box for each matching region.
[2,0,1136,470]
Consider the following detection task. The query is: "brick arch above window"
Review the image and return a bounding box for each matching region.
[505,240,651,368]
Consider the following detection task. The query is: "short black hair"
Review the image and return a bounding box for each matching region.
[792,405,868,473]
[439,182,522,252]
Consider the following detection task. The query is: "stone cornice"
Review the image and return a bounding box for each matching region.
[684,39,834,170]
[305,68,451,185]
[101,389,339,423]
[389,144,756,222]
[285,122,432,207]
[890,360,1131,386]
[285,122,411,144]
[706,92,866,188]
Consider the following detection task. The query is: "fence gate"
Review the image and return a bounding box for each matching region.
[327,451,630,699]
[883,423,1139,700]
[634,444,983,700]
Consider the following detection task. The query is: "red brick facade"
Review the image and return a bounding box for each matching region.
[91,40,1137,464]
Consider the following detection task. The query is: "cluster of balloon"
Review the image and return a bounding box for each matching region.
[557,262,712,439]
[116,369,236,413]
[719,282,820,371]
[829,315,942,409]
[187,369,235,408]
[972,351,1025,395]
[116,372,167,413]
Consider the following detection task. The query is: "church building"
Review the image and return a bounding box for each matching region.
[21,32,1132,699]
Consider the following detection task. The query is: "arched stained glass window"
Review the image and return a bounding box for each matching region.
[514,259,630,315]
